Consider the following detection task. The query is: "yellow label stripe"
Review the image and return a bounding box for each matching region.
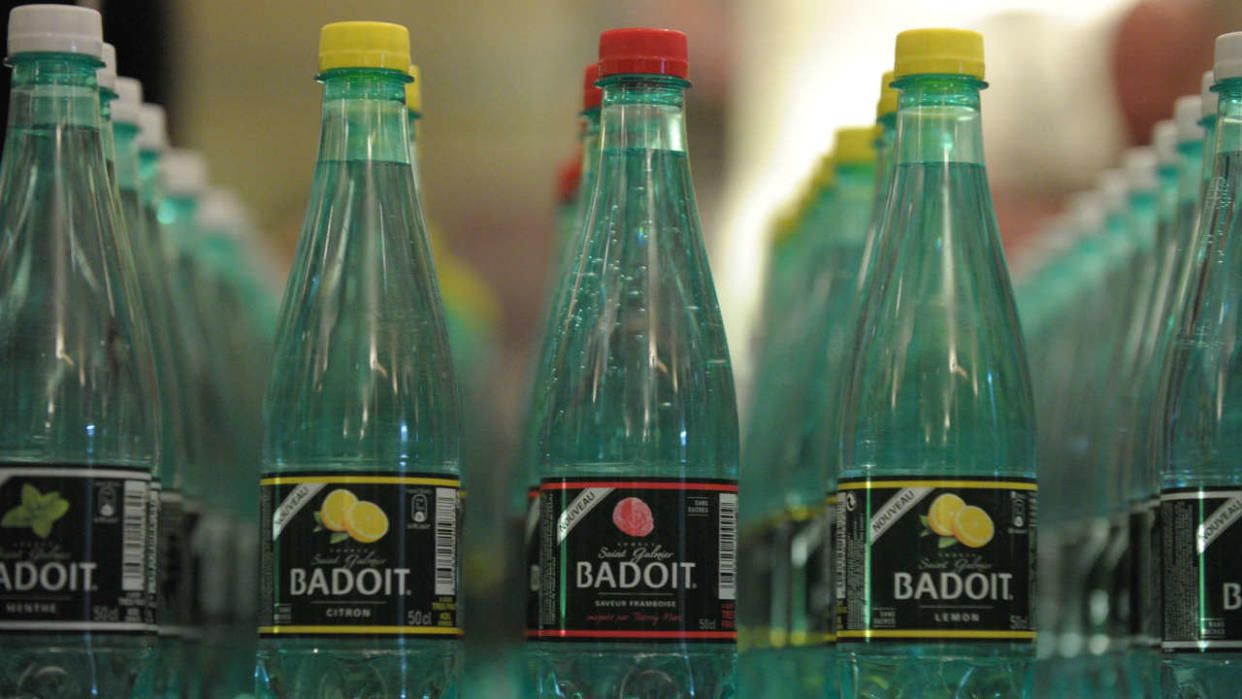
[837,629,1035,640]
[787,505,823,522]
[837,480,1036,491]
[788,631,837,645]
[259,476,460,487]
[259,625,462,636]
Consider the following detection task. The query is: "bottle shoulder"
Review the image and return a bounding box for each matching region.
[264,160,460,466]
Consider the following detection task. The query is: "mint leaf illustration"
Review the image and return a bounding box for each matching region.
[1,504,32,527]
[330,532,350,544]
[21,484,40,509]
[42,498,68,520]
[31,517,52,538]
[938,536,957,549]
[7,485,68,537]
[312,511,323,532]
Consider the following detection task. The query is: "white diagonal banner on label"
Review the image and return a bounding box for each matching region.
[272,482,326,540]
[870,487,934,544]
[1197,493,1242,553]
[525,495,541,542]
[556,487,613,544]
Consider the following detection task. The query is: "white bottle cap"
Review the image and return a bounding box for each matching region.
[1122,148,1158,193]
[160,149,208,197]
[1152,120,1178,167]
[1202,70,1218,120]
[1215,31,1242,82]
[1174,95,1204,143]
[112,77,142,126]
[136,103,167,152]
[97,42,115,92]
[198,188,247,237]
[1098,169,1128,214]
[8,4,103,60]
[1069,191,1104,235]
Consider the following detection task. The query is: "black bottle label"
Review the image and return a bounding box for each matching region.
[838,476,1036,642]
[524,485,540,635]
[537,477,737,643]
[184,499,203,636]
[1161,487,1242,651]
[788,499,835,646]
[0,464,152,632]
[157,489,187,637]
[1129,498,1159,647]
[259,472,462,638]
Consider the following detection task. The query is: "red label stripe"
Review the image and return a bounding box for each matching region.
[534,629,736,640]
[540,481,738,492]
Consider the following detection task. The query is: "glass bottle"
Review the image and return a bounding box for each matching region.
[519,60,604,644]
[838,29,1037,698]
[257,21,463,698]
[1160,31,1242,695]
[530,28,739,697]
[784,127,877,697]
[0,5,158,697]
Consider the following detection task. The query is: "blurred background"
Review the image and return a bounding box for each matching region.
[7,0,1237,474]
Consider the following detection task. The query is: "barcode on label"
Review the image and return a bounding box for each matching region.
[718,492,737,601]
[122,480,148,592]
[434,487,458,596]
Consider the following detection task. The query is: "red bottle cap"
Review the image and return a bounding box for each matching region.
[555,151,582,204]
[583,63,602,110]
[598,28,688,80]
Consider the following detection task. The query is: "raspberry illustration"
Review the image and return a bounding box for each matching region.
[612,497,654,537]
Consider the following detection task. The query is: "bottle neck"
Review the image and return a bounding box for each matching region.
[597,76,689,154]
[316,68,411,164]
[1215,79,1242,158]
[869,112,896,228]
[3,53,105,157]
[578,107,601,190]
[1126,190,1157,251]
[113,121,140,193]
[138,148,161,210]
[99,95,115,165]
[893,75,986,166]
[1177,140,1203,205]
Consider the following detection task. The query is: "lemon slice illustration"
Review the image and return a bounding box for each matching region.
[953,505,994,548]
[345,501,389,543]
[927,493,965,537]
[319,488,358,532]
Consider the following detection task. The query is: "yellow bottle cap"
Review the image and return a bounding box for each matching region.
[834,127,878,164]
[893,28,984,80]
[876,70,897,118]
[318,21,410,73]
[406,64,421,114]
[770,208,800,247]
[813,153,836,189]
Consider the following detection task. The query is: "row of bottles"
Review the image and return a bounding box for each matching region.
[15,5,1242,697]
[737,27,1039,697]
[0,4,279,697]
[1020,30,1242,698]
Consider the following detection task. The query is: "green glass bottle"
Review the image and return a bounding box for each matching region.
[257,22,462,698]
[1160,32,1242,695]
[0,5,159,697]
[838,29,1037,698]
[111,74,196,697]
[530,28,739,696]
[1124,119,1182,695]
[784,127,877,698]
[519,61,603,645]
